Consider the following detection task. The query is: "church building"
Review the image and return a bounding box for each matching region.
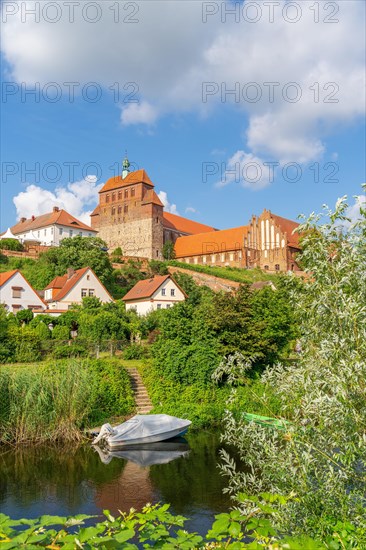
[90,157,215,259]
[90,158,302,272]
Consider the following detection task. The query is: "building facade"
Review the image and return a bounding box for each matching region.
[174,209,302,272]
[0,270,45,313]
[9,207,97,246]
[123,274,187,315]
[90,160,215,259]
[44,267,113,312]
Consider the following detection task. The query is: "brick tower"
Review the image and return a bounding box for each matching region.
[91,157,164,259]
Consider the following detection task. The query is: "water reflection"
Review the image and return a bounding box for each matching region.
[0,432,231,535]
[94,438,190,466]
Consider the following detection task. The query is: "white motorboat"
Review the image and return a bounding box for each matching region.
[92,414,191,449]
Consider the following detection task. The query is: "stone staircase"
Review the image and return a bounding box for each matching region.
[128,368,153,414]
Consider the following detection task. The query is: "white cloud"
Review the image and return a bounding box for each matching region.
[216,150,277,191]
[1,1,365,173]
[13,176,102,225]
[158,191,179,215]
[121,101,158,126]
[346,192,366,223]
[185,207,197,214]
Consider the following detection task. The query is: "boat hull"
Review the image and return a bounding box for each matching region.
[107,425,190,448]
[93,414,191,449]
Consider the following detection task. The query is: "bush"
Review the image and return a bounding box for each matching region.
[0,238,24,251]
[7,326,42,363]
[53,343,88,359]
[51,325,70,340]
[123,344,148,360]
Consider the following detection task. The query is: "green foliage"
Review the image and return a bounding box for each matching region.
[216,192,366,544]
[123,344,149,360]
[152,300,221,386]
[0,358,135,443]
[168,260,276,284]
[0,238,24,251]
[148,259,169,275]
[7,325,42,362]
[15,308,33,325]
[51,325,70,340]
[33,322,51,340]
[162,240,176,260]
[0,502,358,548]
[53,342,88,359]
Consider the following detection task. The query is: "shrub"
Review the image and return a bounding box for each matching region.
[0,238,24,251]
[123,344,148,360]
[7,326,42,362]
[53,343,88,359]
[51,325,70,340]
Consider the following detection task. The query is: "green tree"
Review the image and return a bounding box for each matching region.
[16,309,33,325]
[41,236,113,285]
[0,238,24,251]
[162,240,176,260]
[217,192,366,543]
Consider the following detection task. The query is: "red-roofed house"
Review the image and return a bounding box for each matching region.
[9,207,97,246]
[44,267,114,312]
[123,275,187,315]
[0,270,45,313]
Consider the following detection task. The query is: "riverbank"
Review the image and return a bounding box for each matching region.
[0,358,135,445]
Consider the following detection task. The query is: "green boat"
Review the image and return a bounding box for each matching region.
[243,412,291,431]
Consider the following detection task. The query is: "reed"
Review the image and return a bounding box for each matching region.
[0,358,135,444]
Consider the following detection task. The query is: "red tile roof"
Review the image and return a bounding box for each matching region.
[142,189,164,207]
[45,267,114,303]
[11,209,95,234]
[123,274,187,301]
[163,212,216,236]
[0,270,18,287]
[175,225,248,258]
[100,169,154,193]
[45,267,89,301]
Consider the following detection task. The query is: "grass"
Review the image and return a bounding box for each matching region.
[167,260,278,284]
[0,358,135,445]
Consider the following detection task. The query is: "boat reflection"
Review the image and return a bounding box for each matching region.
[93,438,190,466]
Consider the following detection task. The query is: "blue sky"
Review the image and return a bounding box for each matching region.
[1,0,365,232]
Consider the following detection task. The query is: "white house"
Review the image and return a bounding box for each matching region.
[0,270,45,313]
[123,274,187,315]
[43,267,114,313]
[7,207,97,246]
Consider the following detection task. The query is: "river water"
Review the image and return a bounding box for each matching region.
[0,431,233,535]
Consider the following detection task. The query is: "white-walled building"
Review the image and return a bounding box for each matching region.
[8,207,97,246]
[44,267,114,313]
[0,270,45,313]
[123,274,187,315]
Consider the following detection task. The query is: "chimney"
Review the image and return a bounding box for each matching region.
[31,215,35,221]
[53,206,59,212]
[20,217,26,223]
[67,268,75,279]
